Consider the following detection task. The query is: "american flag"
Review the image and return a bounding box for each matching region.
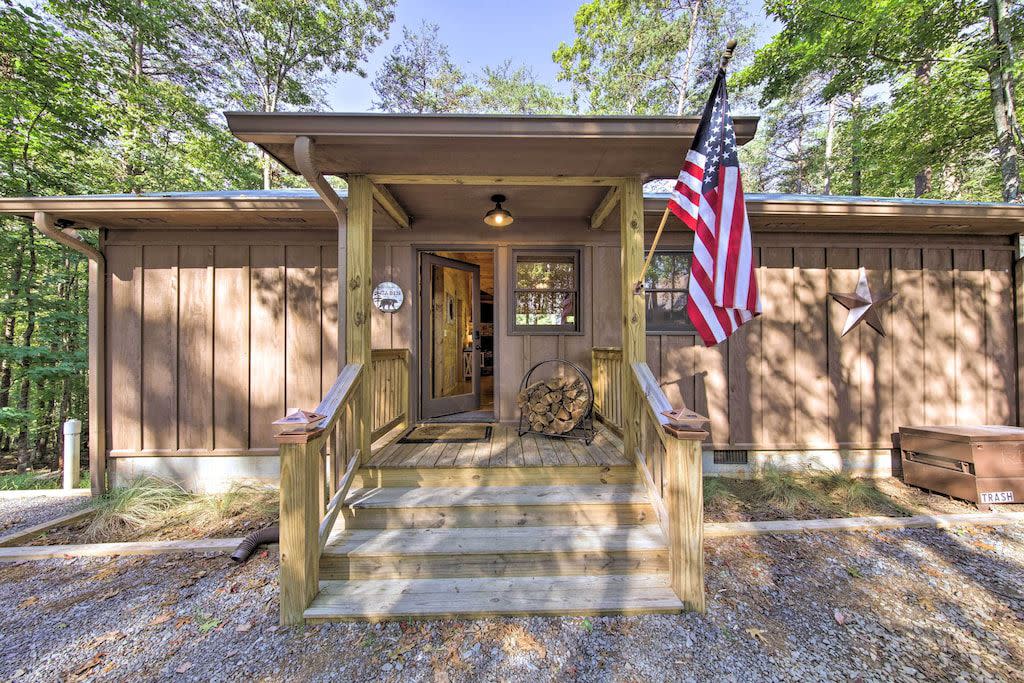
[668,71,761,347]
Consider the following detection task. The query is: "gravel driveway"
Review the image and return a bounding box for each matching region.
[0,494,90,538]
[1,524,1022,682]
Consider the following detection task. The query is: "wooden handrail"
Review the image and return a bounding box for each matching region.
[591,347,624,434]
[370,349,410,440]
[630,360,706,613]
[276,362,366,625]
[274,363,363,445]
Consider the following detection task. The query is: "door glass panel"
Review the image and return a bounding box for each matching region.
[431,265,475,400]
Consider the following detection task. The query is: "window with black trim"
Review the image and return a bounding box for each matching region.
[511,249,581,334]
[644,251,696,333]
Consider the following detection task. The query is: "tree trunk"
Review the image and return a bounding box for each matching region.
[850,91,864,196]
[675,0,704,116]
[823,99,837,195]
[987,0,1022,202]
[914,61,934,198]
[16,223,37,472]
[914,167,933,198]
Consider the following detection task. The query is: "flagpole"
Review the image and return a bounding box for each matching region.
[635,38,739,294]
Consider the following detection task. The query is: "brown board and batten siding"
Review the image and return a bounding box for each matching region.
[101,217,1018,483]
[104,230,339,466]
[638,232,1018,452]
[370,221,1017,453]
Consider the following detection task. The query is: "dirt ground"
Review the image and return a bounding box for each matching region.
[1,523,1022,682]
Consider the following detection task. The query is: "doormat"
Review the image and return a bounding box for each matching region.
[398,425,493,444]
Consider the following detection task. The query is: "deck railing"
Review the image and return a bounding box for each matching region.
[591,347,624,434]
[274,363,364,625]
[632,361,706,612]
[371,349,410,440]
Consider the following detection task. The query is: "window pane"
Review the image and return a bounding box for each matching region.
[515,254,576,290]
[646,291,693,331]
[514,292,576,327]
[644,252,691,290]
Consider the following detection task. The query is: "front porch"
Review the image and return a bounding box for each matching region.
[366,423,630,469]
[250,114,715,624]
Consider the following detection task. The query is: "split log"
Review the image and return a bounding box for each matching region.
[517,375,589,435]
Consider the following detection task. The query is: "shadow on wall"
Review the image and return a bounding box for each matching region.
[653,247,1017,479]
[108,243,339,475]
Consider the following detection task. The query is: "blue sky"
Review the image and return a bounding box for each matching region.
[326,0,779,112]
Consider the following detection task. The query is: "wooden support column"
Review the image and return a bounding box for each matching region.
[347,175,373,459]
[620,177,646,459]
[277,439,320,625]
[88,246,106,494]
[667,432,706,612]
[1015,234,1024,426]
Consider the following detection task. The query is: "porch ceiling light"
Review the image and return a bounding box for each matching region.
[483,194,513,228]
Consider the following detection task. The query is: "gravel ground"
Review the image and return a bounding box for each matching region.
[0,495,90,537]
[1,524,1023,682]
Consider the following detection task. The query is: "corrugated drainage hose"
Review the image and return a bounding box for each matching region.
[230,525,279,564]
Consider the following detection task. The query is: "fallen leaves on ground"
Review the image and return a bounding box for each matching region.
[149,612,175,628]
[744,627,767,643]
[18,596,38,609]
[68,652,107,681]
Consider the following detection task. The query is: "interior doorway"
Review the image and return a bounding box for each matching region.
[419,250,496,421]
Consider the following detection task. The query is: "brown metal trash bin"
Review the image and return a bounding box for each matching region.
[900,426,1024,510]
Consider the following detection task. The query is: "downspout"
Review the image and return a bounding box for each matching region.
[34,211,107,495]
[294,136,347,361]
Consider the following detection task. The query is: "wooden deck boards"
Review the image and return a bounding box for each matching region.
[305,574,683,621]
[367,423,627,468]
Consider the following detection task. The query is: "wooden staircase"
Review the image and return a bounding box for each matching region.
[305,465,685,621]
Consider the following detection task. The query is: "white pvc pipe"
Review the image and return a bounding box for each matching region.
[62,419,81,490]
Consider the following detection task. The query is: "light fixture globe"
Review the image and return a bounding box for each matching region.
[483,194,513,228]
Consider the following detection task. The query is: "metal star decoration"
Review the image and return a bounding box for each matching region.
[829,267,897,337]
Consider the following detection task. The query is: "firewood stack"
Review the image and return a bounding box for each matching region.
[517,376,590,436]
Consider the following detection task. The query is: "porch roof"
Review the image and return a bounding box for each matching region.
[2,189,1023,236]
[223,112,760,179]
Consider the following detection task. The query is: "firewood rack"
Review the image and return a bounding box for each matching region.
[517,359,596,445]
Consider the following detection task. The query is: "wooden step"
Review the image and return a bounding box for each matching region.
[320,524,668,580]
[305,574,683,621]
[352,465,638,488]
[341,484,655,529]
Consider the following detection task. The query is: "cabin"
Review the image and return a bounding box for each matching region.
[2,113,1024,623]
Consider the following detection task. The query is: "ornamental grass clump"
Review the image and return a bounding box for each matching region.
[83,477,190,542]
[754,466,819,514]
[817,469,895,512]
[83,478,278,542]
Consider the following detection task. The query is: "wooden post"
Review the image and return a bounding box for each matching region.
[88,236,106,495]
[347,175,373,459]
[667,434,705,612]
[620,178,646,460]
[278,439,320,625]
[1015,235,1024,426]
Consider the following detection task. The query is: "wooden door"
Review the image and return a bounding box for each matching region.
[420,254,481,418]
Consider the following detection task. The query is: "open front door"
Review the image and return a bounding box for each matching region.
[420,254,481,419]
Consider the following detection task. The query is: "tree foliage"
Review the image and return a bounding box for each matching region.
[736,0,1023,200]
[553,0,753,114]
[371,21,474,113]
[0,0,389,470]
